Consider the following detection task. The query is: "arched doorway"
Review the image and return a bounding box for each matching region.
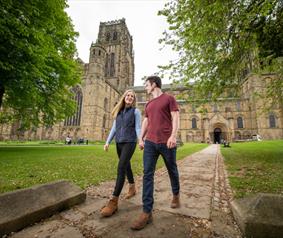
[214,128,222,144]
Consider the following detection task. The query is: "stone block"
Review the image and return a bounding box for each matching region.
[0,180,86,236]
[231,193,283,238]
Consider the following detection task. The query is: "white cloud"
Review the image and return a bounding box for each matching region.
[66,0,178,86]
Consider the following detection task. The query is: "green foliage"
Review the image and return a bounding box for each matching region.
[222,140,283,198]
[0,143,208,193]
[159,0,283,104]
[0,0,82,129]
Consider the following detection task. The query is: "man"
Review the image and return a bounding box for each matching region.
[131,76,180,230]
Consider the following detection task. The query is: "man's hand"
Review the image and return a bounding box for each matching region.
[139,140,144,150]
[167,135,177,149]
[104,144,109,152]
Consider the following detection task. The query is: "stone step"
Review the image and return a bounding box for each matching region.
[0,180,86,236]
[231,193,283,238]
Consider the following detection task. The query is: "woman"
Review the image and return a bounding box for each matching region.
[100,89,141,217]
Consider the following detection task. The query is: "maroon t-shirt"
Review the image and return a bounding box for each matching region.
[145,93,179,144]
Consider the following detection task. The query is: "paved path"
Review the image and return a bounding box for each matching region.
[9,145,241,238]
[129,145,217,219]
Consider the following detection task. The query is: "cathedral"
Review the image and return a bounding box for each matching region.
[0,19,282,143]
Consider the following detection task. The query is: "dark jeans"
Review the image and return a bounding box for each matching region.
[113,142,136,197]
[142,140,180,213]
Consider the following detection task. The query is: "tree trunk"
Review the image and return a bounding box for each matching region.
[0,82,4,109]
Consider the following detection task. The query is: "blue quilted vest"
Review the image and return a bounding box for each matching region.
[115,107,137,143]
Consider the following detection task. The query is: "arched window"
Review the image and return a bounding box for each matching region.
[104,98,108,111]
[237,117,243,128]
[192,118,197,129]
[110,53,115,77]
[269,114,276,128]
[113,31,118,41]
[105,53,109,77]
[102,114,106,128]
[64,87,83,126]
[106,32,111,41]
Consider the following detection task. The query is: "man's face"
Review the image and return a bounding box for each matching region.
[145,81,155,94]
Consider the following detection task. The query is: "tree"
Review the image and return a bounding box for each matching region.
[159,0,283,106]
[0,0,81,129]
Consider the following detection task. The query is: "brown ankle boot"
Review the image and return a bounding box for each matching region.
[130,212,152,230]
[100,196,118,217]
[171,194,180,208]
[125,183,136,199]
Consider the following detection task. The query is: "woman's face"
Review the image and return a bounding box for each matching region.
[124,91,135,106]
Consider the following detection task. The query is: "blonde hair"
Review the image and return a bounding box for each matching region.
[111,89,137,118]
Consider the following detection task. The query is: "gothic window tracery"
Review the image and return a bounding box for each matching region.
[64,86,83,126]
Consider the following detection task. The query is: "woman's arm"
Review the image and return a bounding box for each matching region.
[134,108,141,140]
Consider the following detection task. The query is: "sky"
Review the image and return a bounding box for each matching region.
[66,0,177,86]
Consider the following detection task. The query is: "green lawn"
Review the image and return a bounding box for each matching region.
[0,143,208,194]
[221,140,283,198]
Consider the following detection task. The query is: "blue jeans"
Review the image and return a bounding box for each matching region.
[142,140,180,213]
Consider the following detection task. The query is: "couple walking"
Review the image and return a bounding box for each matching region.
[101,76,180,230]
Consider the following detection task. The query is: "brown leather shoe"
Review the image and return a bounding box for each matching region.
[130,212,152,230]
[171,194,180,208]
[100,196,118,217]
[125,183,136,199]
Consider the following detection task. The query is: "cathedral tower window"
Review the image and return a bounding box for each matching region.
[106,32,111,42]
[269,114,276,128]
[110,53,115,77]
[105,54,109,77]
[237,117,244,128]
[113,31,118,41]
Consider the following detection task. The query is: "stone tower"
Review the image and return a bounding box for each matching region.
[79,42,108,140]
[97,18,135,92]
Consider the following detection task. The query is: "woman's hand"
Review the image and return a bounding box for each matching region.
[104,144,109,152]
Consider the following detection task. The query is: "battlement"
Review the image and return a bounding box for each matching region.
[100,18,126,26]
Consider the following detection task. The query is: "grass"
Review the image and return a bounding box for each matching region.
[0,140,105,146]
[0,142,208,194]
[221,140,283,198]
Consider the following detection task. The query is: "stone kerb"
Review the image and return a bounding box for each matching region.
[231,193,283,238]
[0,180,86,236]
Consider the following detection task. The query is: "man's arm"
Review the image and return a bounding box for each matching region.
[139,117,148,150]
[167,111,179,148]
